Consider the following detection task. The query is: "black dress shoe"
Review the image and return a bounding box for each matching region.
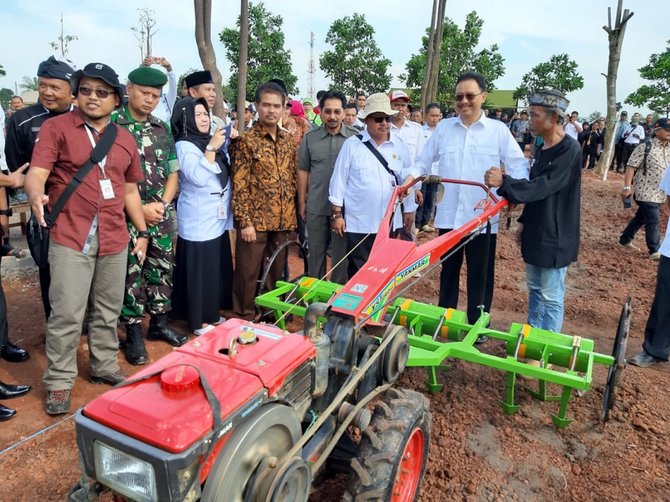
[147,314,187,347]
[0,381,31,400]
[1,342,30,362]
[0,404,16,421]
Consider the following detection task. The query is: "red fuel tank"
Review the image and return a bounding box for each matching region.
[82,320,316,453]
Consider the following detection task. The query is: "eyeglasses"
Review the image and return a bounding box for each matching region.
[370,116,392,123]
[78,86,114,99]
[455,92,483,102]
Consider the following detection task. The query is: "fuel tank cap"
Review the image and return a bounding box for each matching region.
[160,364,200,393]
[238,325,258,345]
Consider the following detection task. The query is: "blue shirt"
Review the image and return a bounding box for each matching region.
[175,141,232,241]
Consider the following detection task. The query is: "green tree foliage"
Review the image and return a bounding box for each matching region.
[219,2,298,101]
[0,65,6,77]
[513,54,584,102]
[319,13,392,97]
[626,41,670,116]
[0,88,13,109]
[403,11,505,106]
[20,76,39,91]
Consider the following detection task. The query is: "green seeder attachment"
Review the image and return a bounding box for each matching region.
[256,277,628,429]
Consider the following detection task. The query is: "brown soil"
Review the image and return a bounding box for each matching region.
[1,171,669,501]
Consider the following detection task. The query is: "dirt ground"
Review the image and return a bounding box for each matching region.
[0,170,668,502]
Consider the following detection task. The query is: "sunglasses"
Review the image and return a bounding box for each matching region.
[78,86,114,99]
[455,92,483,102]
[370,116,392,123]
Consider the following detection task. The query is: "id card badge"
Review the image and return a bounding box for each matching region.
[217,203,228,220]
[100,179,115,200]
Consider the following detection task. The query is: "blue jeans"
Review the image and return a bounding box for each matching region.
[526,264,567,333]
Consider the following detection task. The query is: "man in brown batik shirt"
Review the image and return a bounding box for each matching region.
[229,81,297,320]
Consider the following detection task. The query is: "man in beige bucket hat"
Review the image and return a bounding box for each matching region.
[328,93,420,276]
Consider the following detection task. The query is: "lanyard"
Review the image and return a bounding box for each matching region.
[84,125,108,178]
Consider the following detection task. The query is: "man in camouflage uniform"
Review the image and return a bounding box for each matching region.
[112,66,186,365]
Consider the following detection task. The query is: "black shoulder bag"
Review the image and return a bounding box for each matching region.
[27,123,118,268]
[357,134,414,241]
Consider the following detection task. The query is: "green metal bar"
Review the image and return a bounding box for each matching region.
[256,279,617,427]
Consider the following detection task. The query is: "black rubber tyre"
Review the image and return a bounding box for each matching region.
[602,297,631,422]
[344,388,431,502]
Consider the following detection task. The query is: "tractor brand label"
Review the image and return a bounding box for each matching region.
[350,283,368,294]
[395,254,430,285]
[363,278,395,322]
[252,327,282,340]
[218,421,233,437]
[241,397,263,418]
[332,293,362,310]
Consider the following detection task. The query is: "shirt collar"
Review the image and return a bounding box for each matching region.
[316,123,347,139]
[360,128,400,147]
[455,110,487,129]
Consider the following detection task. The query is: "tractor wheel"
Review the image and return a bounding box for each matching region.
[601,297,631,422]
[202,404,305,502]
[344,388,431,502]
[256,239,308,298]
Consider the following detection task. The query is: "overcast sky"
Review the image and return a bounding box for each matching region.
[1,0,667,115]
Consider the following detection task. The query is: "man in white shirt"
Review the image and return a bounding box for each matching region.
[390,90,425,240]
[413,71,529,331]
[563,110,582,140]
[144,57,177,124]
[329,93,416,277]
[621,112,645,167]
[416,103,442,232]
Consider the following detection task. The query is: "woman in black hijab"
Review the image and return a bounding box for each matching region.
[170,97,233,335]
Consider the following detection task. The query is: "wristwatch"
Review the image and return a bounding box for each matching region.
[622,186,632,191]
[137,230,151,240]
[205,144,217,152]
[160,199,170,211]
[0,208,13,217]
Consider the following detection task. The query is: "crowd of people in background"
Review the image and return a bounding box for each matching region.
[0,54,668,422]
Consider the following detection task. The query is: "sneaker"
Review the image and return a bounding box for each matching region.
[620,241,639,251]
[420,224,435,233]
[649,252,661,260]
[213,316,227,325]
[474,335,489,345]
[46,389,71,415]
[90,370,126,386]
[627,351,662,368]
[193,324,216,336]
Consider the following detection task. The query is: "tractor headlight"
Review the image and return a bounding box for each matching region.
[94,441,157,502]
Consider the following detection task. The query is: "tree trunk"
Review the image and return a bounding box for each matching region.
[194,0,225,117]
[427,0,447,104]
[237,0,249,121]
[420,0,439,112]
[595,0,634,179]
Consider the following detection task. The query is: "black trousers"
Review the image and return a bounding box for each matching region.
[438,229,497,324]
[643,255,670,360]
[346,232,376,278]
[614,142,624,170]
[0,256,7,347]
[582,146,599,169]
[620,200,661,254]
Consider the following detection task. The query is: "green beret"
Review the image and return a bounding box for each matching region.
[128,66,167,88]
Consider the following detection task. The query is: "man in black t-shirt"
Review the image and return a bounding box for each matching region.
[485,89,581,334]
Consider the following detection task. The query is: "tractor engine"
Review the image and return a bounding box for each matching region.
[74,318,320,501]
[73,304,413,502]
